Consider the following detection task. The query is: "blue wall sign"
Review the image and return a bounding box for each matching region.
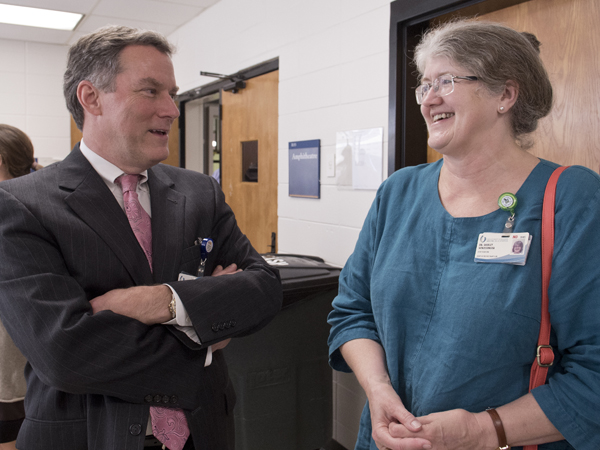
[289,139,320,198]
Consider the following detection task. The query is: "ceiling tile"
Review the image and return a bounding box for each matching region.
[161,0,219,7]
[93,0,203,26]
[78,14,177,36]
[66,30,91,46]
[0,0,221,45]
[0,23,72,45]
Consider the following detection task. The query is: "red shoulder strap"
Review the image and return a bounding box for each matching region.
[524,165,568,450]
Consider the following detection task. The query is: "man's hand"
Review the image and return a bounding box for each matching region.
[212,338,231,352]
[90,285,172,325]
[211,263,242,276]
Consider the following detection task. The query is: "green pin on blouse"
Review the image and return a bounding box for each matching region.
[498,193,517,232]
[498,192,517,214]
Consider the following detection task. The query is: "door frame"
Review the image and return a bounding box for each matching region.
[388,0,529,174]
[177,58,279,173]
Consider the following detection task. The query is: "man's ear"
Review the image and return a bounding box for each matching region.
[498,80,519,113]
[77,80,102,117]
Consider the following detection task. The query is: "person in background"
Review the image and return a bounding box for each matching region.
[328,19,600,450]
[0,124,40,450]
[0,26,282,450]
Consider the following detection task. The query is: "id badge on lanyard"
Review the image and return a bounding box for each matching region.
[473,193,532,266]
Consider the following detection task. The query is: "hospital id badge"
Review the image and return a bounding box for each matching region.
[474,232,532,265]
[178,272,198,281]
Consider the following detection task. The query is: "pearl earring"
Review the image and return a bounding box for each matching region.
[499,106,505,111]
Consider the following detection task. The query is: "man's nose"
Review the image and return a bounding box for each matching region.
[161,95,180,119]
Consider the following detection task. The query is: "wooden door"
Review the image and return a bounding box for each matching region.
[428,0,600,172]
[221,70,279,254]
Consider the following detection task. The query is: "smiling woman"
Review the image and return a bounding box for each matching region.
[328,18,600,450]
[414,21,552,151]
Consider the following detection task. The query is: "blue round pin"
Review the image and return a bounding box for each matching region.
[200,238,213,260]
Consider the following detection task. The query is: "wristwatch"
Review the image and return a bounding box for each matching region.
[168,293,176,320]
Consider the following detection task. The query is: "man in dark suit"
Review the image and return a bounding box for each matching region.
[0,26,282,450]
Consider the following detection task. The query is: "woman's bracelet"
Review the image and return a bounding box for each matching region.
[486,408,511,450]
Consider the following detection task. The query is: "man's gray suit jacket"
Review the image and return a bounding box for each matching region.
[0,145,282,450]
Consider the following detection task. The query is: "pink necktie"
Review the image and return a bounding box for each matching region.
[116,174,153,270]
[116,174,190,450]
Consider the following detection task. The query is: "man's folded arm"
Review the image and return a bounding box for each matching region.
[170,177,283,346]
[0,189,216,410]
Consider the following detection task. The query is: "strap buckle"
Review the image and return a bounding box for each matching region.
[536,345,554,368]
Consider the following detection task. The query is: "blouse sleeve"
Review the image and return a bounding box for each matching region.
[532,167,600,449]
[327,189,382,373]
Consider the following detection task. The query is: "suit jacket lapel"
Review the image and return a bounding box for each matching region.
[60,146,154,286]
[147,165,186,283]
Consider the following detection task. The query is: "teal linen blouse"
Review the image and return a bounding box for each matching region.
[328,159,600,450]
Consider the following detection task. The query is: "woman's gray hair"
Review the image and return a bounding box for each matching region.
[64,25,175,130]
[414,19,552,149]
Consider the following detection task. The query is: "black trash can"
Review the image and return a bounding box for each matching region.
[222,254,341,450]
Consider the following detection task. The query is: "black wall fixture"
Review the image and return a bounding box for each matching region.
[200,71,247,93]
[177,58,278,103]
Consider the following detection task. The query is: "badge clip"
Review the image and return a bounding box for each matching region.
[196,238,213,276]
[498,193,517,233]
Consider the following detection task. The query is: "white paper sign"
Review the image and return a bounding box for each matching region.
[335,127,383,190]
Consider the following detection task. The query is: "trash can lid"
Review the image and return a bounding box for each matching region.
[262,254,341,307]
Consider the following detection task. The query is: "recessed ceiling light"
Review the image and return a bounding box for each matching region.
[0,3,83,31]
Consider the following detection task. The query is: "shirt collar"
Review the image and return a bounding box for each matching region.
[79,140,149,186]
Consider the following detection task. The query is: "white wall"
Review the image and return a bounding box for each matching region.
[170,1,390,447]
[0,38,70,166]
[170,0,391,269]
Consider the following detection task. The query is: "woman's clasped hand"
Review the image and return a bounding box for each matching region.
[369,387,496,450]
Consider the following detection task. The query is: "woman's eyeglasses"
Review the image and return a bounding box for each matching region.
[415,74,478,105]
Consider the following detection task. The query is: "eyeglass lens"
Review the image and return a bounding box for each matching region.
[416,75,454,105]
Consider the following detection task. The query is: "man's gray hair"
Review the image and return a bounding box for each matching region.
[63,25,175,131]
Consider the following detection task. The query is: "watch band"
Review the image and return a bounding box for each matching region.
[486,408,510,450]
[168,293,176,320]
